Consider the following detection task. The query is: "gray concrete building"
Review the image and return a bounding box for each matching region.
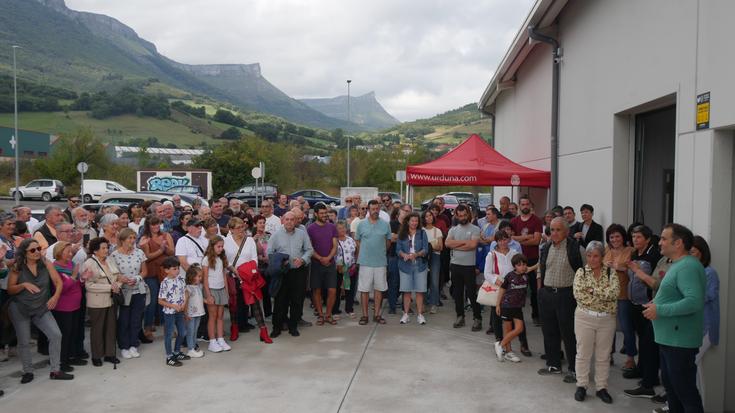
[479,1,734,411]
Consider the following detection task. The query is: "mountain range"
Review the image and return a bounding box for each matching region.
[300,91,400,131]
[0,0,398,131]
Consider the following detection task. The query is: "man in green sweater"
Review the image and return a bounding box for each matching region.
[643,223,705,413]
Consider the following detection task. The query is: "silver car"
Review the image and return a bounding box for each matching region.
[10,179,65,201]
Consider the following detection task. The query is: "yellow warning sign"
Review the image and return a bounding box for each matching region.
[696,92,710,130]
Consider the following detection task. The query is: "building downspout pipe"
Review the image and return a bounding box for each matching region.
[527,25,561,207]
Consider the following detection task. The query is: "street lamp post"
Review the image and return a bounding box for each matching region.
[12,45,20,205]
[346,79,351,189]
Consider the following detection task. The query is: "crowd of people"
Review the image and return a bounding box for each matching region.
[0,193,720,412]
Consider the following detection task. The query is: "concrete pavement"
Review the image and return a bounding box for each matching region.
[0,302,657,413]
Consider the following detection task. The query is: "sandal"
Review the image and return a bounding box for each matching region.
[373,315,386,324]
[358,316,369,325]
[316,316,325,326]
[325,316,337,325]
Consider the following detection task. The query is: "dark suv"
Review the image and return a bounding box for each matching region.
[224,183,278,206]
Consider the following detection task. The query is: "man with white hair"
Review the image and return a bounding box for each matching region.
[72,207,96,248]
[537,217,584,383]
[161,202,178,233]
[46,222,87,266]
[171,194,182,210]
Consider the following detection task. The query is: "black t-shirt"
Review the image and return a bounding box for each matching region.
[388,220,400,256]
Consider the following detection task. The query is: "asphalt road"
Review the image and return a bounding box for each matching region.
[0,197,68,213]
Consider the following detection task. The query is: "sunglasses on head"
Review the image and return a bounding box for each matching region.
[27,246,42,253]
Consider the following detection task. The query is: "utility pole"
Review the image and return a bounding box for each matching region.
[346,79,351,189]
[12,45,21,205]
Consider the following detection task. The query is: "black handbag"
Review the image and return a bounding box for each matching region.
[94,258,124,306]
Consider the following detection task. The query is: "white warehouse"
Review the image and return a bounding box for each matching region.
[479,0,734,412]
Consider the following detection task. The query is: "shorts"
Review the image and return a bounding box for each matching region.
[209,288,228,306]
[501,307,524,321]
[357,266,387,293]
[310,261,338,290]
[399,269,428,293]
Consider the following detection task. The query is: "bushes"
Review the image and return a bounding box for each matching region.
[213,109,246,127]
[71,87,170,119]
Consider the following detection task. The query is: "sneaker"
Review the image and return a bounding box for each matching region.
[120,349,133,359]
[429,306,437,314]
[217,338,231,351]
[538,366,562,375]
[129,347,140,358]
[652,407,669,413]
[651,394,668,404]
[166,356,182,367]
[624,386,656,398]
[174,352,191,361]
[563,372,577,383]
[504,352,521,363]
[400,313,410,324]
[208,341,223,353]
[417,314,426,325]
[186,349,204,358]
[494,342,505,362]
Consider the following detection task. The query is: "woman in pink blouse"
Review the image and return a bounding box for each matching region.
[51,241,86,372]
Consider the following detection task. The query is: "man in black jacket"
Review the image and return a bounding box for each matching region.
[538,217,584,383]
[572,204,603,248]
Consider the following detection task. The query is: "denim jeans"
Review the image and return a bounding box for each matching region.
[387,256,400,311]
[118,293,146,350]
[9,302,62,373]
[163,312,186,357]
[616,299,637,356]
[427,253,441,306]
[186,316,201,350]
[660,344,703,413]
[143,277,159,328]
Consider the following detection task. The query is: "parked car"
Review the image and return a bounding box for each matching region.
[81,179,134,203]
[421,194,459,211]
[167,185,204,197]
[98,192,194,207]
[289,189,340,206]
[224,183,278,205]
[477,193,494,218]
[10,179,65,202]
[378,192,402,203]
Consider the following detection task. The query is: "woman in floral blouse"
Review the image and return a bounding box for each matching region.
[572,240,619,405]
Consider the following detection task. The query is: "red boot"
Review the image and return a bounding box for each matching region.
[230,324,239,341]
[259,326,273,344]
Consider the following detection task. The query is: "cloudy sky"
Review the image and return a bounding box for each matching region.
[66,0,534,121]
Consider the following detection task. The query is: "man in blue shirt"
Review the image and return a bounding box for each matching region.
[355,200,392,325]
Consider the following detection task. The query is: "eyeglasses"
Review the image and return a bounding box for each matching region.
[360,207,367,210]
[27,247,42,253]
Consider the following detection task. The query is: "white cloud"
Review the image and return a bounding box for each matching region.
[66,0,535,121]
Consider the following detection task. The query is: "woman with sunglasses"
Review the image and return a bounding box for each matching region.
[7,238,73,383]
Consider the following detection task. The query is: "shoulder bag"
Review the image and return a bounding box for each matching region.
[477,251,501,306]
[93,257,124,307]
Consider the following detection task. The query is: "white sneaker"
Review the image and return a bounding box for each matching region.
[217,338,231,351]
[187,349,204,358]
[208,341,223,353]
[494,341,505,362]
[121,349,133,359]
[417,314,426,325]
[429,306,437,314]
[504,351,521,363]
[400,313,410,324]
[129,347,140,358]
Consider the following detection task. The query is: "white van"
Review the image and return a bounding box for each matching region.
[82,179,134,203]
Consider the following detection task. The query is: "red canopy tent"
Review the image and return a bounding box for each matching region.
[406,134,550,188]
